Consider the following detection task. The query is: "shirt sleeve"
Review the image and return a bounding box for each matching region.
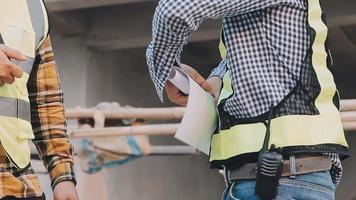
[28,36,76,189]
[146,0,295,101]
[209,59,228,79]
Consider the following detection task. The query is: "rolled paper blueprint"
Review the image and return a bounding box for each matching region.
[168,67,190,95]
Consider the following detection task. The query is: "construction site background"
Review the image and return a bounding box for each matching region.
[31,1,356,199]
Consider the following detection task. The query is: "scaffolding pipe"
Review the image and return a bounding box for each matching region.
[70,120,356,139]
[341,111,356,122]
[94,146,198,156]
[66,100,356,121]
[67,99,356,138]
[66,107,186,120]
[343,122,356,131]
[340,99,356,112]
[151,146,197,155]
[70,124,179,138]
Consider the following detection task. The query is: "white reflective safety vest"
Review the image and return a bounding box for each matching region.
[0,0,49,169]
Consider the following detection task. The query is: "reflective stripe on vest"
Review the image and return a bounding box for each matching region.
[0,0,49,169]
[0,97,31,121]
[209,0,348,163]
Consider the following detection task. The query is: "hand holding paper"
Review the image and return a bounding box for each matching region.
[168,65,218,155]
[165,63,212,106]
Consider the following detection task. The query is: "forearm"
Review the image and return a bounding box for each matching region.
[28,36,76,188]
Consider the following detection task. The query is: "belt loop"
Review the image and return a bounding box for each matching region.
[289,155,296,179]
[224,167,232,185]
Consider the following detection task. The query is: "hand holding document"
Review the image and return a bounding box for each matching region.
[168,67,218,155]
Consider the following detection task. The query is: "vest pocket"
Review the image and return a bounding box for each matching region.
[3,23,36,58]
[0,116,32,169]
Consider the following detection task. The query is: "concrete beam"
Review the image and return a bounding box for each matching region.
[86,12,355,51]
[328,15,356,27]
[78,0,355,50]
[87,28,220,50]
[329,27,356,57]
[85,2,221,50]
[323,0,356,19]
[45,0,154,12]
[46,0,356,14]
[49,13,87,35]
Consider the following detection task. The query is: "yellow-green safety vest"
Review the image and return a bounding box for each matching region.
[209,0,348,167]
[0,0,49,169]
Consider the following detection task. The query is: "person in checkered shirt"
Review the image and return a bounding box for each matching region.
[146,0,348,199]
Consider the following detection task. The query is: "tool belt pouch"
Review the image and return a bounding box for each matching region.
[255,151,283,199]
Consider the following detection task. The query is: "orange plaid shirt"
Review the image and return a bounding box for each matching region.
[0,36,76,199]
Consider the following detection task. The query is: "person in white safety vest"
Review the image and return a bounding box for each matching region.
[0,0,78,199]
[146,0,349,199]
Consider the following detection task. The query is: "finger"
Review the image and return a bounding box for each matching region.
[165,81,180,95]
[180,64,212,92]
[190,73,212,92]
[176,99,188,107]
[170,91,188,106]
[169,94,188,107]
[165,82,188,106]
[207,77,223,101]
[196,77,213,92]
[0,45,27,61]
[3,75,14,84]
[0,51,11,63]
[8,63,23,78]
[179,63,195,74]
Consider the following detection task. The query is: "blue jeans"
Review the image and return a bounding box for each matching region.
[223,171,335,200]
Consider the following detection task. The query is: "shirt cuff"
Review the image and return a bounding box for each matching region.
[146,44,182,103]
[208,60,228,79]
[50,162,76,189]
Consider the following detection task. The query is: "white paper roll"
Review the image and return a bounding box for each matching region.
[168,67,190,95]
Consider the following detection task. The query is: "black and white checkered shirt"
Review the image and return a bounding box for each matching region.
[146,0,343,186]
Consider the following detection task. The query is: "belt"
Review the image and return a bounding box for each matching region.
[227,156,331,181]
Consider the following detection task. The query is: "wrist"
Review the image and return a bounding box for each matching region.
[54,180,76,189]
[207,76,223,102]
[50,162,76,189]
[207,76,223,86]
[53,180,79,200]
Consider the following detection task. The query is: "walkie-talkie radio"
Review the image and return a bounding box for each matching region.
[255,106,284,199]
[255,149,283,199]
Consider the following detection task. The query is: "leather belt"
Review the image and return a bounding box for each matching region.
[227,156,332,181]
